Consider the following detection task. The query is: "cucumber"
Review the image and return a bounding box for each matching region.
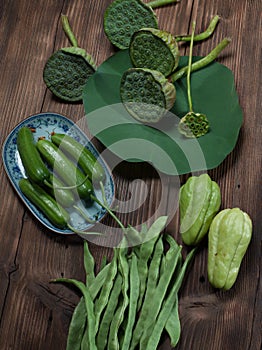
[17,127,50,185]
[51,133,106,183]
[45,174,76,208]
[36,139,93,200]
[19,178,69,229]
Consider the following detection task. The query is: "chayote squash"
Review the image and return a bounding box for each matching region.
[208,208,252,290]
[179,174,221,246]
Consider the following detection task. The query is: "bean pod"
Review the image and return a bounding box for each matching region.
[179,174,221,246]
[208,208,252,290]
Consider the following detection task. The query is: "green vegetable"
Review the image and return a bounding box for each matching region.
[107,247,130,349]
[144,247,196,350]
[121,253,140,350]
[138,242,182,349]
[51,133,105,183]
[54,224,195,350]
[17,127,50,185]
[120,67,176,123]
[171,37,231,82]
[120,37,231,123]
[52,278,98,349]
[104,0,179,50]
[179,174,221,246]
[46,174,75,208]
[94,250,119,335]
[43,15,96,102]
[36,139,93,200]
[175,15,220,42]
[19,178,69,229]
[208,208,252,290]
[130,27,180,76]
[96,274,123,350]
[178,21,210,138]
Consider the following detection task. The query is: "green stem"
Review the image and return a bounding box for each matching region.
[175,15,220,42]
[90,192,126,231]
[61,14,78,47]
[187,21,195,113]
[171,37,231,82]
[73,205,96,224]
[148,0,179,9]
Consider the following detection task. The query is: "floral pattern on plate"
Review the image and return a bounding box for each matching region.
[2,112,115,235]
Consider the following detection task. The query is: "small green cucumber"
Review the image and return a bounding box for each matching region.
[17,127,50,185]
[46,174,75,208]
[19,178,69,229]
[36,140,93,200]
[51,133,106,183]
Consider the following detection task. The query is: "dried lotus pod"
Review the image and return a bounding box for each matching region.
[178,21,210,137]
[103,0,179,50]
[44,47,96,102]
[120,67,176,123]
[178,112,210,138]
[130,28,180,77]
[43,15,96,102]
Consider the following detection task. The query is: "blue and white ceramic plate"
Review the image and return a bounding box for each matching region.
[2,112,115,235]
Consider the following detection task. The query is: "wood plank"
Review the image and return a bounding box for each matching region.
[0,0,261,349]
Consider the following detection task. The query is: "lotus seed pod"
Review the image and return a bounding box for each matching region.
[179,174,221,246]
[120,67,176,123]
[178,112,210,138]
[130,28,180,76]
[43,47,96,102]
[208,208,252,290]
[104,0,158,49]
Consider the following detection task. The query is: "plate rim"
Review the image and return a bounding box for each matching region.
[2,112,115,235]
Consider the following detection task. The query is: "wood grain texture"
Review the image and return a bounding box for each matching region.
[0,0,261,349]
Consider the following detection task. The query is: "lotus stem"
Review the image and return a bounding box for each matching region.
[61,14,78,47]
[175,15,220,42]
[148,0,179,9]
[171,37,231,82]
[187,21,195,112]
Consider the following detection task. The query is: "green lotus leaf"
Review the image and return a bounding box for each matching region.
[83,50,243,175]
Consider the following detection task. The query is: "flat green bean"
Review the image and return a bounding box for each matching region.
[96,274,123,350]
[137,216,168,309]
[107,248,130,350]
[175,15,220,42]
[66,259,110,350]
[165,294,181,348]
[94,249,119,335]
[139,244,182,349]
[52,278,97,350]
[129,236,164,349]
[145,248,197,350]
[84,241,95,286]
[121,253,140,350]
[66,297,86,350]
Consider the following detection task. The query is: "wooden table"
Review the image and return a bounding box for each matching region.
[0,1,261,349]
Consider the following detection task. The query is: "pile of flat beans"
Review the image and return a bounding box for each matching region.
[53,216,196,350]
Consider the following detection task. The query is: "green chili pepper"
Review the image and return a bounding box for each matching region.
[179,174,221,246]
[208,208,252,290]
